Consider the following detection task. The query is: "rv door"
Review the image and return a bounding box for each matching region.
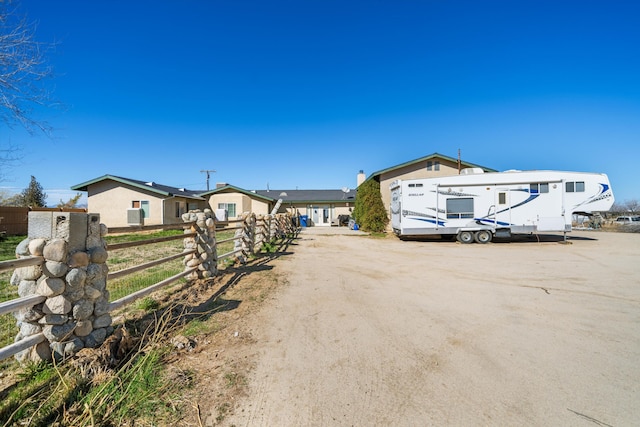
[494,188,512,227]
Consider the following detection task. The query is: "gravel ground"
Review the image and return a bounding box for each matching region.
[215,228,639,426]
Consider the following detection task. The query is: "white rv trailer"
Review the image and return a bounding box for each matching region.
[390,169,614,243]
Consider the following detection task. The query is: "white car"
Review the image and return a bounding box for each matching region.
[615,216,640,224]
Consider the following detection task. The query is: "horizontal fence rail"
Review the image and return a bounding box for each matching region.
[107,222,194,234]
[108,267,198,312]
[0,333,46,362]
[0,256,44,272]
[0,295,47,317]
[107,249,196,280]
[218,248,244,260]
[107,232,196,250]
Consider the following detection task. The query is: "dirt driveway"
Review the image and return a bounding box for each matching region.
[208,228,639,426]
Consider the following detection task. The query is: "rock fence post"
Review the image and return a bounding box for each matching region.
[11,212,111,363]
[268,214,277,242]
[241,213,256,257]
[254,215,266,249]
[182,209,217,280]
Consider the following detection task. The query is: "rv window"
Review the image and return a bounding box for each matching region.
[446,198,474,219]
[498,193,506,204]
[530,183,549,194]
[566,181,585,193]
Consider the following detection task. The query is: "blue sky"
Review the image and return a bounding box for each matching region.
[1,0,639,205]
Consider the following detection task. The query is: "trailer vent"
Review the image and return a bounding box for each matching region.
[127,208,144,226]
[460,168,485,175]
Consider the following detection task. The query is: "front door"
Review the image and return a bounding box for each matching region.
[311,206,331,226]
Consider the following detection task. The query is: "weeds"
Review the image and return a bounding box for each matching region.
[137,296,160,311]
[0,235,25,261]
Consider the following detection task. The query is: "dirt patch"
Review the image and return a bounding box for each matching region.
[161,251,295,426]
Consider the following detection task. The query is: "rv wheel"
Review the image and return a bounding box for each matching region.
[474,230,492,244]
[456,231,474,244]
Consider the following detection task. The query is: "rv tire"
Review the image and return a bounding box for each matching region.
[474,230,493,244]
[456,231,474,244]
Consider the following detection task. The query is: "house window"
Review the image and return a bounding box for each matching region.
[175,202,185,218]
[218,202,236,218]
[498,192,507,205]
[132,200,149,218]
[446,198,474,219]
[566,181,585,193]
[426,160,440,171]
[530,183,549,194]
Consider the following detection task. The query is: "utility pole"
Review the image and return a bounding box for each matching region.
[200,169,216,191]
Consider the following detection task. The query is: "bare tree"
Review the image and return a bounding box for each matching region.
[0,3,56,135]
[623,199,639,214]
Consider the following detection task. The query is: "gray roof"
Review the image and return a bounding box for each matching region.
[71,175,206,200]
[254,189,356,203]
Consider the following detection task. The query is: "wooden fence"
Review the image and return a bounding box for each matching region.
[0,210,298,363]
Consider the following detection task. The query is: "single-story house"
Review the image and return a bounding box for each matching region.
[70,175,208,227]
[201,184,356,226]
[363,152,496,218]
[71,176,357,228]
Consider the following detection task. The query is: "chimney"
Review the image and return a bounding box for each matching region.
[356,170,366,187]
[216,182,228,189]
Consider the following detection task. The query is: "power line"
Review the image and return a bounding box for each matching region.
[200,169,216,191]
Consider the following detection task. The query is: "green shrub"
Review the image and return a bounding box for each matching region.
[353,179,389,232]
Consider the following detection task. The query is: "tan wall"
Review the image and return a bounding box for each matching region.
[208,193,271,219]
[378,158,461,225]
[284,202,353,226]
[87,181,167,227]
[162,197,207,224]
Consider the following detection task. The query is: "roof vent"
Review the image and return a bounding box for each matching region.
[459,168,484,175]
[145,181,154,186]
[179,188,186,192]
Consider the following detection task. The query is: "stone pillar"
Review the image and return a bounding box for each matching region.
[268,214,276,242]
[182,209,217,280]
[11,212,111,363]
[254,215,265,249]
[241,213,256,257]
